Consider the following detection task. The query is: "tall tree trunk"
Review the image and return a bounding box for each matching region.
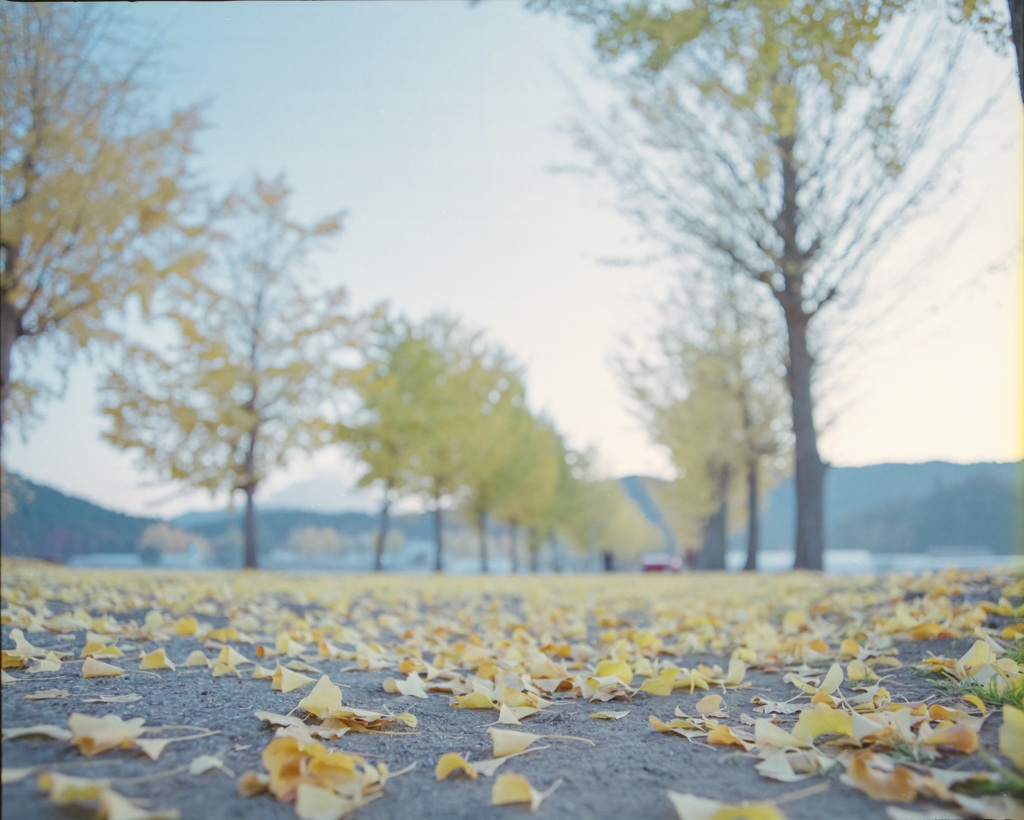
[373,481,392,572]
[241,424,260,569]
[477,508,489,574]
[433,492,444,573]
[509,520,520,573]
[527,527,540,572]
[744,458,760,571]
[697,465,729,570]
[242,484,258,569]
[783,308,826,570]
[1010,0,1023,103]
[0,291,21,452]
[773,130,826,571]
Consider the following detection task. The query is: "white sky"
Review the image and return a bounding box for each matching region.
[4,1,1022,518]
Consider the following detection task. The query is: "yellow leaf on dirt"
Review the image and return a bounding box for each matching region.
[253,664,276,680]
[173,616,199,636]
[39,771,109,803]
[667,790,786,820]
[218,646,251,668]
[140,648,176,671]
[452,691,495,709]
[435,752,478,780]
[294,783,356,820]
[24,689,70,701]
[707,724,754,750]
[2,724,73,742]
[999,704,1024,771]
[1,767,35,784]
[238,771,270,796]
[492,773,562,811]
[68,713,145,756]
[754,719,810,750]
[488,727,594,758]
[212,661,241,678]
[920,721,979,753]
[590,710,630,720]
[842,752,916,802]
[299,675,344,718]
[819,663,843,695]
[272,665,317,693]
[962,694,987,715]
[594,659,634,685]
[183,651,210,667]
[189,755,232,776]
[29,652,62,673]
[100,786,180,819]
[724,657,747,687]
[82,658,124,678]
[792,703,853,743]
[696,695,726,718]
[383,672,429,699]
[641,667,679,696]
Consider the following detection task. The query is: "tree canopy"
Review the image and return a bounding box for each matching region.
[0,4,205,449]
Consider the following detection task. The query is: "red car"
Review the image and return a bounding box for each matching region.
[641,553,683,572]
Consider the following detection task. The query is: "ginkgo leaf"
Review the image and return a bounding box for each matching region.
[594,659,634,685]
[452,691,495,709]
[382,672,429,699]
[696,695,726,718]
[667,790,786,820]
[2,724,73,742]
[590,710,630,720]
[842,752,916,802]
[754,718,810,750]
[487,727,594,757]
[707,724,755,750]
[271,665,317,693]
[298,675,344,718]
[183,651,210,667]
[640,667,679,696]
[492,773,562,811]
[140,647,176,671]
[294,782,356,820]
[792,703,853,744]
[68,713,146,756]
[39,771,110,803]
[1,767,35,784]
[189,755,233,776]
[82,694,143,704]
[82,658,124,678]
[100,786,181,820]
[999,705,1024,771]
[24,689,70,701]
[919,721,979,754]
[218,646,251,668]
[435,752,478,780]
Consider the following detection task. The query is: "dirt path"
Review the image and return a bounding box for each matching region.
[1,561,1021,819]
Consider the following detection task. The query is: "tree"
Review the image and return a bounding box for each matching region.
[530,0,1013,568]
[102,175,356,569]
[1,5,204,452]
[338,315,439,571]
[137,522,208,566]
[410,317,526,572]
[490,416,563,572]
[562,478,663,569]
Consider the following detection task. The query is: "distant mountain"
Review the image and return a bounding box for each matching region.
[740,461,1022,554]
[619,475,677,553]
[259,479,380,514]
[1,474,158,562]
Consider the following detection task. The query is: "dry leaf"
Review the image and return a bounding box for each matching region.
[590,710,630,720]
[24,689,70,701]
[667,790,786,820]
[298,675,343,718]
[488,727,594,758]
[82,658,124,678]
[68,713,146,756]
[999,704,1024,771]
[435,752,478,780]
[492,773,562,811]
[140,647,176,671]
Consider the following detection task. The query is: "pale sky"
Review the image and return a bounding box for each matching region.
[4,1,1022,518]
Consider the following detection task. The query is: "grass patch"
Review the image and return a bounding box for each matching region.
[933,675,1024,709]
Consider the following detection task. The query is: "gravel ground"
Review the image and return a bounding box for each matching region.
[1,562,1021,819]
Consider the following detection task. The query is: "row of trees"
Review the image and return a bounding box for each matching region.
[1,5,659,572]
[528,0,1020,568]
